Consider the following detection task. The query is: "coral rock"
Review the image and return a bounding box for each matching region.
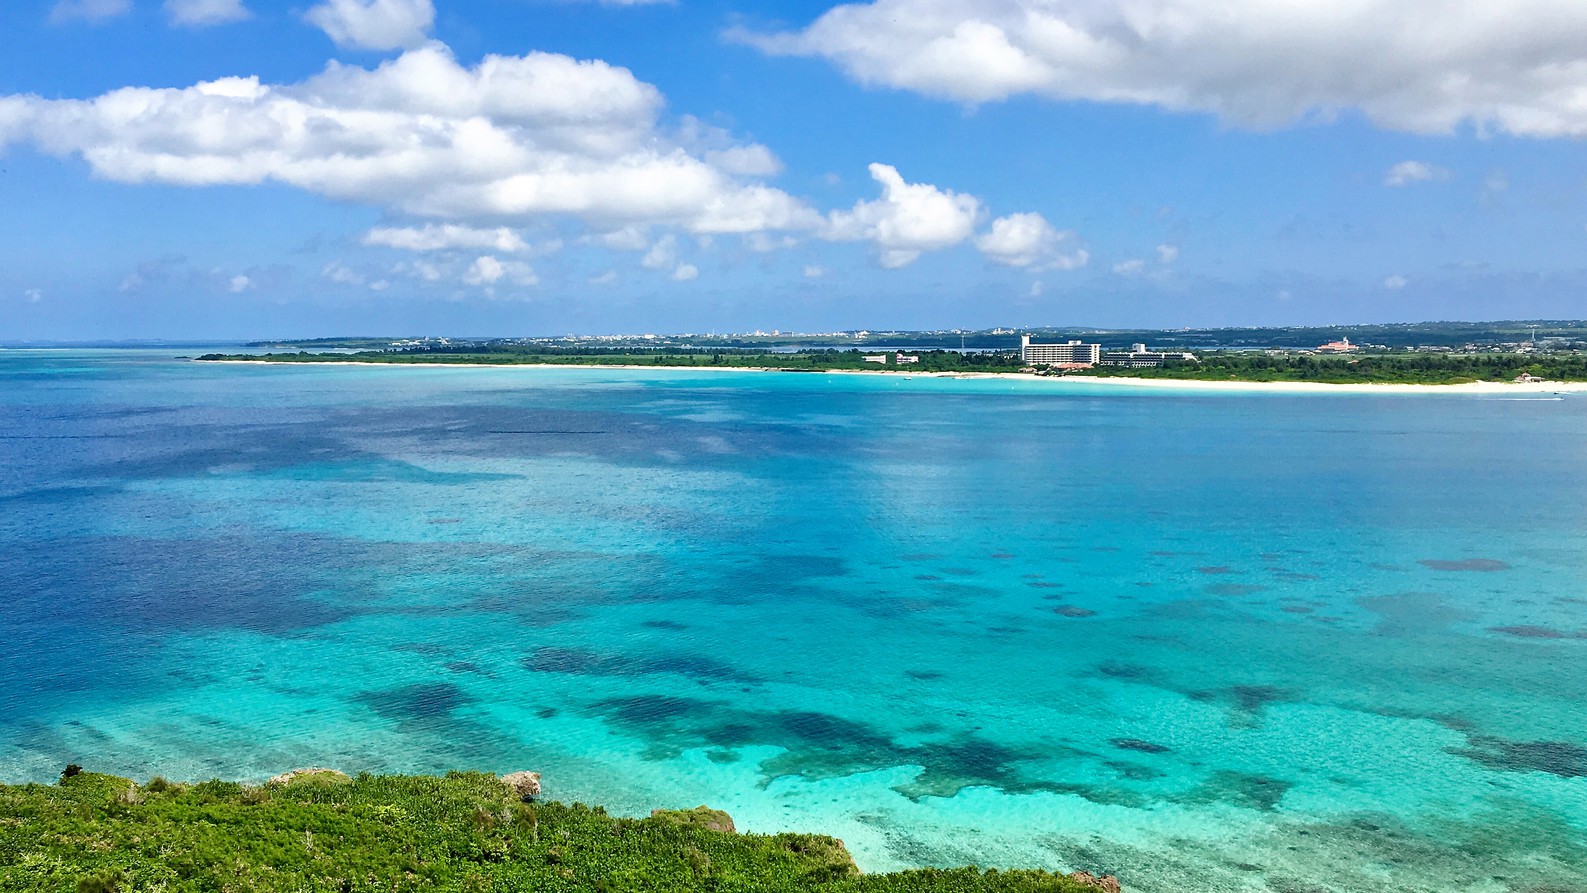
[267,768,349,786]
[500,771,542,800]
[1067,871,1122,893]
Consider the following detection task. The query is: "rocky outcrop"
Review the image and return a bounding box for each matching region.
[1066,870,1122,892]
[500,771,542,800]
[650,806,736,834]
[267,768,349,786]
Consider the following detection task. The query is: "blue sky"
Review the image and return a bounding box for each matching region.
[1,0,1584,340]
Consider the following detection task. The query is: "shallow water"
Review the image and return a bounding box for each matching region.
[3,350,1586,892]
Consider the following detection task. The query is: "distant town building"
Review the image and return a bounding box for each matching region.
[1316,337,1359,353]
[1099,343,1198,368]
[863,354,888,363]
[1021,335,1101,366]
[894,353,920,364]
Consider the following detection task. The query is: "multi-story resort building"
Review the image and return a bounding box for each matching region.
[1020,335,1102,366]
[1099,344,1199,367]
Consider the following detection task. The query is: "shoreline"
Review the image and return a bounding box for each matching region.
[199,359,1587,393]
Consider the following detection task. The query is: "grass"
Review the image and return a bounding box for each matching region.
[0,770,1106,893]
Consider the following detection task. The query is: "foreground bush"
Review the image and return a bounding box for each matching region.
[0,770,1108,893]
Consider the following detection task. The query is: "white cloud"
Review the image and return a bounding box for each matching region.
[641,234,678,270]
[463,255,537,286]
[323,261,366,285]
[365,223,529,253]
[1156,244,1179,264]
[1113,259,1146,276]
[165,0,251,26]
[392,259,443,281]
[974,212,1087,270]
[1027,280,1043,298]
[737,0,1587,138]
[803,265,824,278]
[228,274,254,292]
[671,263,699,281]
[588,269,619,285]
[824,163,981,268]
[0,44,822,239]
[705,145,783,178]
[49,0,130,23]
[1385,161,1450,186]
[24,288,44,303]
[1384,274,1409,289]
[369,279,390,291]
[306,0,434,51]
[746,232,798,252]
[593,227,651,251]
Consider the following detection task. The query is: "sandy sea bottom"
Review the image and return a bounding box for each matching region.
[2,350,1585,892]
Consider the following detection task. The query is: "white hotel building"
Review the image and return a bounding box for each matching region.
[1021,335,1102,366]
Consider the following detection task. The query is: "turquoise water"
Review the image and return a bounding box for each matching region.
[3,350,1586,892]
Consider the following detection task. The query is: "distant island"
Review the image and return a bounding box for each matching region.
[8,768,1116,893]
[197,320,1587,385]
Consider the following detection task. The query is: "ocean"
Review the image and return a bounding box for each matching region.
[2,349,1584,892]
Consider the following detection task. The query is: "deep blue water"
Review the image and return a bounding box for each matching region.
[3,350,1586,892]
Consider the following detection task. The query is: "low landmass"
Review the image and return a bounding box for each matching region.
[196,345,1587,387]
[4,768,1116,893]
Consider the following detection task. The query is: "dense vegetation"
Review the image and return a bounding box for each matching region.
[2,770,1107,893]
[1071,352,1587,384]
[197,348,1027,373]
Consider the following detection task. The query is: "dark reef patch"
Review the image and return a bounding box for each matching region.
[1487,625,1579,639]
[583,696,1067,800]
[905,669,945,681]
[1419,558,1511,572]
[1196,566,1236,575]
[1110,738,1172,755]
[1449,735,1587,778]
[1173,769,1292,812]
[442,661,491,676]
[1054,605,1097,618]
[523,646,759,683]
[1189,685,1295,728]
[1357,591,1478,637]
[1204,583,1268,597]
[356,682,475,732]
[641,619,690,631]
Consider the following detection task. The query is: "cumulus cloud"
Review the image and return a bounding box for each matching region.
[0,44,820,238]
[1385,161,1450,186]
[165,0,251,26]
[737,0,1587,137]
[588,269,619,285]
[670,263,699,281]
[228,274,254,292]
[1384,274,1409,289]
[803,265,824,278]
[364,223,529,253]
[49,0,131,23]
[974,212,1087,270]
[306,0,434,51]
[1156,244,1179,264]
[323,261,366,285]
[641,234,679,270]
[1113,259,1146,276]
[463,255,537,287]
[23,288,45,303]
[824,163,981,268]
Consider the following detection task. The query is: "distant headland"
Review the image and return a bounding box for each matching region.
[197,320,1587,387]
